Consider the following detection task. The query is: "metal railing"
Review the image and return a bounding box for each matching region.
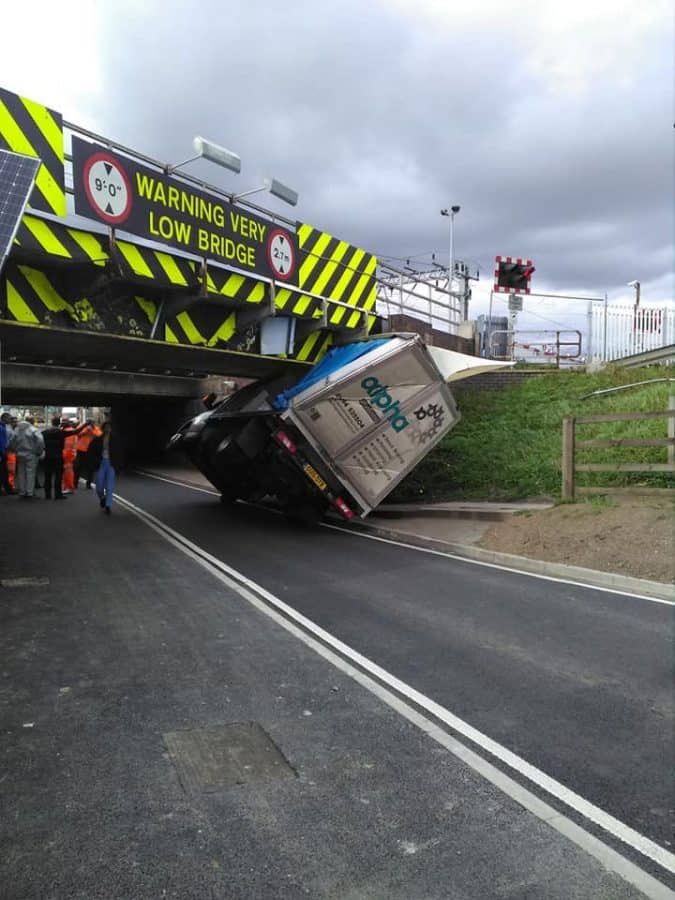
[489,330,582,367]
[589,305,675,363]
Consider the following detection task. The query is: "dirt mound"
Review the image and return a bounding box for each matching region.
[480,498,674,584]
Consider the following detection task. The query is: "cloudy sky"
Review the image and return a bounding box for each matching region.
[2,0,673,332]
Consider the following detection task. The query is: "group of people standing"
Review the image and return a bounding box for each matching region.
[40,417,101,499]
[0,411,123,514]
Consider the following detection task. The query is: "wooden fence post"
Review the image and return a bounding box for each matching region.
[562,416,576,500]
[668,395,675,468]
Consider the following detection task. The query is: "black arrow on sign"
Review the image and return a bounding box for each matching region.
[105,203,114,214]
[104,162,113,175]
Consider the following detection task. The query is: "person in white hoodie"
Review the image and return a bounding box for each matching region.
[9,417,45,498]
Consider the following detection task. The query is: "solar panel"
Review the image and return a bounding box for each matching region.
[0,149,40,276]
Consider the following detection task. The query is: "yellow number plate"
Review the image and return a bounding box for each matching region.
[303,463,327,491]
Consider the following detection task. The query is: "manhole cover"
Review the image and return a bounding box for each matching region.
[1,577,50,588]
[163,722,295,793]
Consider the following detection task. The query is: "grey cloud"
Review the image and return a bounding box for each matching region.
[81,0,672,299]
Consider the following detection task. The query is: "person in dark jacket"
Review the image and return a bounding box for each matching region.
[87,414,124,515]
[41,417,68,499]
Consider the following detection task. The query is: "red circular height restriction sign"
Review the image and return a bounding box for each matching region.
[267,229,296,281]
[82,151,133,225]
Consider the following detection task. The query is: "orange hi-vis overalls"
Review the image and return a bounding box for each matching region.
[62,432,77,492]
[74,425,98,487]
[76,426,95,455]
[7,451,16,490]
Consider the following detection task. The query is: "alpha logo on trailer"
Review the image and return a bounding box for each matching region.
[409,401,446,445]
[494,256,535,294]
[360,376,410,432]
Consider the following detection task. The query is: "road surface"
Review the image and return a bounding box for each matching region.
[1,471,672,899]
[123,473,674,848]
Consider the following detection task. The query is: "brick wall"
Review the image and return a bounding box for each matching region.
[452,369,552,393]
[386,314,475,355]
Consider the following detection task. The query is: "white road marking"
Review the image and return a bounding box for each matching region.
[134,470,219,496]
[134,469,675,607]
[117,491,675,894]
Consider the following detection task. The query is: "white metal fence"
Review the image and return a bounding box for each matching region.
[589,305,675,362]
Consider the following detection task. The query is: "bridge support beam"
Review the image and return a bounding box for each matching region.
[0,362,210,405]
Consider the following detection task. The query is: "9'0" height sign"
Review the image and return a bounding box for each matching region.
[72,137,297,284]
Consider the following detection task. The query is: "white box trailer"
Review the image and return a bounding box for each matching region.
[172,334,511,523]
[278,335,461,513]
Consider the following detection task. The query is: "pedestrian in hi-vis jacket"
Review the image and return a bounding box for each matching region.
[87,413,124,515]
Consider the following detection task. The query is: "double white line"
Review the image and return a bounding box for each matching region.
[117,492,675,899]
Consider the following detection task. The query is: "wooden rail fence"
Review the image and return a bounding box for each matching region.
[561,398,675,500]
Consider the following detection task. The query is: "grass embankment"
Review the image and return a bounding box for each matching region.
[391,367,675,502]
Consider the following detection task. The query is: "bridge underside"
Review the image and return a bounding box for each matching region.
[0,320,307,384]
[0,358,237,407]
[0,316,302,454]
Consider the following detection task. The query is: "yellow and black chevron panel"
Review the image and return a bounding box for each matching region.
[0,87,65,216]
[14,214,108,267]
[274,286,323,320]
[129,297,158,337]
[293,330,333,364]
[205,265,267,305]
[296,223,378,327]
[2,263,100,329]
[1,263,158,338]
[165,303,244,350]
[116,240,199,290]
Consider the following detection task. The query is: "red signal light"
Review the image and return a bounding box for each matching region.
[494,256,535,294]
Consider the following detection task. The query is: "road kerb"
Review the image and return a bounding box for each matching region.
[342,520,674,602]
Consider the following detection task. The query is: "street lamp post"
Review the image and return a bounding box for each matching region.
[627,280,640,308]
[440,205,460,329]
[627,280,642,353]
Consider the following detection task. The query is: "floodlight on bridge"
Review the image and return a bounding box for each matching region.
[233,177,299,207]
[265,177,299,207]
[168,136,242,175]
[192,136,241,173]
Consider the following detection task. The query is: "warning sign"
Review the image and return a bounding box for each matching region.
[72,137,297,284]
[267,229,296,280]
[82,151,132,224]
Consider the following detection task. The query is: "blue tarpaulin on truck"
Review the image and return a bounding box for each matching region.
[273,338,391,410]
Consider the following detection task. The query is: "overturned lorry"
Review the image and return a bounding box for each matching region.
[169,334,508,524]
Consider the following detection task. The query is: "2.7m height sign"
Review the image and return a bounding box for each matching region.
[72,137,297,284]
